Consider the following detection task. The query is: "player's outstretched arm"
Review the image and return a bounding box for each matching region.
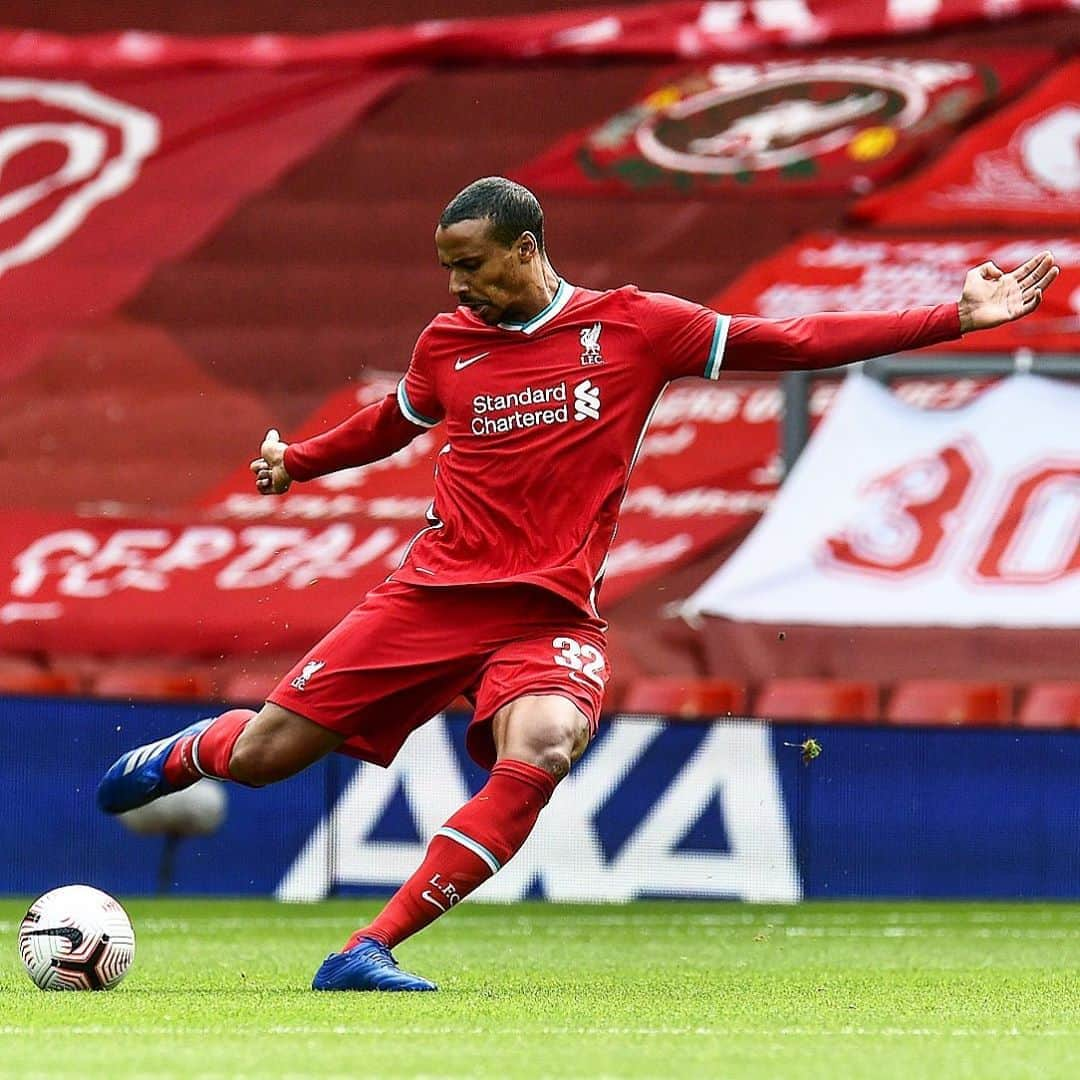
[721,250,1060,372]
[957,250,1059,332]
[249,391,428,494]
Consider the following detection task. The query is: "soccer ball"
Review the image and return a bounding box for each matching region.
[18,885,135,991]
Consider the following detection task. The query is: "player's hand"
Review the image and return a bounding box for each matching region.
[249,428,292,495]
[957,250,1059,333]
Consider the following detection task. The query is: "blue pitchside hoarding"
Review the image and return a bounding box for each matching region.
[1,696,1078,900]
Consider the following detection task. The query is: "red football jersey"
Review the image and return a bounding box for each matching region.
[391,283,729,614]
[284,280,959,615]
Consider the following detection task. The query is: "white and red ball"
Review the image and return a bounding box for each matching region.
[18,885,135,991]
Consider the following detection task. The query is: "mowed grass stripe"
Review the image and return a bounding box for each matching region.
[2,899,1078,1079]
[2,1024,1079,1037]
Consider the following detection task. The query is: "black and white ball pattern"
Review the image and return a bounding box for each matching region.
[19,885,135,991]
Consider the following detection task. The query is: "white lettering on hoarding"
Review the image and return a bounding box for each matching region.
[9,524,400,599]
[277,717,801,904]
[605,536,695,577]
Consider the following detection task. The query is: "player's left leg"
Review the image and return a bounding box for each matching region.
[99,578,475,816]
[312,585,607,991]
[314,693,593,992]
[348,693,587,945]
[96,704,343,814]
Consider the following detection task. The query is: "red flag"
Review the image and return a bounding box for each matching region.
[0,3,1072,68]
[853,60,1080,228]
[711,232,1080,354]
[0,66,408,382]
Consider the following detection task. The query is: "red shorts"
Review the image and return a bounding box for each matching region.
[267,578,608,770]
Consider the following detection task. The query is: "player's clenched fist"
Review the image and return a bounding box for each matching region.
[250,428,292,495]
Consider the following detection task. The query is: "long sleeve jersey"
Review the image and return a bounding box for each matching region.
[284,282,961,615]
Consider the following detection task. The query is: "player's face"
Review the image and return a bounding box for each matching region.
[435,219,537,325]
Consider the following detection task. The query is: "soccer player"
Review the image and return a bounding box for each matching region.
[98,177,1058,992]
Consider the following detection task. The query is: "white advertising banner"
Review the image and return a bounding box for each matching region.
[686,374,1080,628]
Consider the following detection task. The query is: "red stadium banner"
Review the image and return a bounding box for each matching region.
[195,373,786,610]
[514,50,1050,197]
[687,373,1080,628]
[197,373,446,530]
[0,371,989,656]
[0,2,1071,68]
[710,233,1080,354]
[0,66,407,382]
[852,60,1080,228]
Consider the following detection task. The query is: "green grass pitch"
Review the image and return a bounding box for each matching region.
[2,899,1078,1079]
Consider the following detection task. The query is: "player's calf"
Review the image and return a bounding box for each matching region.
[225,703,345,786]
[97,707,262,815]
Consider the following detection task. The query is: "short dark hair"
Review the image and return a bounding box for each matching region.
[439,177,545,253]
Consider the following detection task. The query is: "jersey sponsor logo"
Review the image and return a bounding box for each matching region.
[573,378,601,421]
[471,382,568,435]
[291,659,325,691]
[471,382,569,436]
[468,378,603,435]
[454,351,491,371]
[580,322,604,365]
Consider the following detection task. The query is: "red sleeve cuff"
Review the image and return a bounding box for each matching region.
[941,301,963,339]
[282,444,308,482]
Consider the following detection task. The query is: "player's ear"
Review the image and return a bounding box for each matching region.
[517,232,538,262]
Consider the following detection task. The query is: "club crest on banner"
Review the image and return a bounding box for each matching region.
[515,51,1050,195]
[0,79,159,276]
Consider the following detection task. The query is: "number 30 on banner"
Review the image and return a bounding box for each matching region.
[825,442,1080,583]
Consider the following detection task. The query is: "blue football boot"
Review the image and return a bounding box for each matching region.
[312,938,437,992]
[96,718,213,814]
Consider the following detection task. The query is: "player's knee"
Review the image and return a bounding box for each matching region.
[496,697,589,780]
[531,743,574,780]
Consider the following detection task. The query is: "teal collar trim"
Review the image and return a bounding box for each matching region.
[497,279,573,335]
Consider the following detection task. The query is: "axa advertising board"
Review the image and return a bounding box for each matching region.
[2,698,1078,901]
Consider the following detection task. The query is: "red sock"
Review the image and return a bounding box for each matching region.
[163,708,256,787]
[345,759,557,951]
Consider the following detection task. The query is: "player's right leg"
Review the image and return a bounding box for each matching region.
[98,579,478,818]
[96,703,342,814]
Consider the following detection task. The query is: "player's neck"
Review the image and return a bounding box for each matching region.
[505,262,561,324]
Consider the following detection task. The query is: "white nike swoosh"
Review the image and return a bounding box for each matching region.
[454,352,490,371]
[420,890,446,912]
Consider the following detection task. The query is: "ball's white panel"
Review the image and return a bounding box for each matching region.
[18,885,135,991]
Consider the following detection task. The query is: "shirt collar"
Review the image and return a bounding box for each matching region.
[497,278,575,335]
